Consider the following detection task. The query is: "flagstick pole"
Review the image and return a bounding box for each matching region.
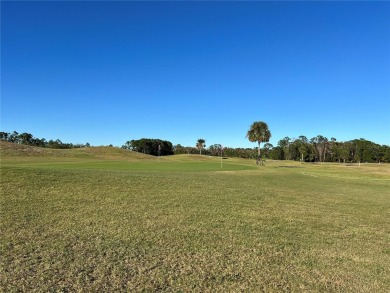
[221,146,222,168]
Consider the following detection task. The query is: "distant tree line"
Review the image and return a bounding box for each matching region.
[0,131,90,149]
[175,136,390,163]
[174,140,259,159]
[122,138,173,156]
[2,130,389,163]
[173,144,200,155]
[268,135,390,163]
[174,143,260,159]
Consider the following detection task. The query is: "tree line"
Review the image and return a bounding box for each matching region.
[268,135,390,163]
[173,137,390,163]
[2,130,389,163]
[173,144,258,159]
[0,131,90,149]
[243,121,390,164]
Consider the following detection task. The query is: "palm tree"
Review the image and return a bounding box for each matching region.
[246,121,271,165]
[196,139,206,155]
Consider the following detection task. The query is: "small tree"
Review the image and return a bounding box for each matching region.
[246,121,271,165]
[19,132,33,145]
[196,139,206,155]
[209,144,222,156]
[0,132,9,140]
[297,136,309,162]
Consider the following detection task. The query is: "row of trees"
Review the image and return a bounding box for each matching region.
[180,137,390,163]
[2,129,389,163]
[244,121,390,163]
[173,122,271,163]
[122,138,174,156]
[173,121,390,163]
[269,136,390,163]
[0,131,90,149]
[173,144,258,159]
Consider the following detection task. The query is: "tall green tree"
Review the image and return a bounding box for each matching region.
[310,135,329,162]
[209,144,222,156]
[262,143,273,158]
[9,131,19,143]
[339,142,350,163]
[294,136,309,162]
[246,121,271,165]
[0,132,9,140]
[196,139,206,155]
[278,137,291,160]
[19,132,33,145]
[122,138,173,156]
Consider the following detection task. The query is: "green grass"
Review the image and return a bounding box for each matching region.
[1,141,390,292]
[3,159,255,172]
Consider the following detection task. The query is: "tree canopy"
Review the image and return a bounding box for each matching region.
[122,138,173,156]
[196,139,206,155]
[269,136,390,163]
[246,121,271,165]
[0,131,88,149]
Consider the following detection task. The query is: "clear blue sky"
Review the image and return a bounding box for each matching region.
[2,1,389,148]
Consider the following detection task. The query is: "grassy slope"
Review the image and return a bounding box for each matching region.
[0,141,256,172]
[0,140,157,161]
[1,142,390,292]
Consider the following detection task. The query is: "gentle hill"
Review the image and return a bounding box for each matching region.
[0,141,259,172]
[164,154,220,162]
[0,141,238,163]
[0,140,156,162]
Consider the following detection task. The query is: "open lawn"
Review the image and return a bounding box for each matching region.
[1,141,389,292]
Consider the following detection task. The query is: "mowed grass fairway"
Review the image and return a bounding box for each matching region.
[1,142,389,292]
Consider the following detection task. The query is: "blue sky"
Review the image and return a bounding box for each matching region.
[1,1,389,148]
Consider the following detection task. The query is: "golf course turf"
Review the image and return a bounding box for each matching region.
[1,141,389,292]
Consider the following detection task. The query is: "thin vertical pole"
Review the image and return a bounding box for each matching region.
[221,145,223,168]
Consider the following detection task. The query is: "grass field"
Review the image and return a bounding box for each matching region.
[1,141,389,292]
